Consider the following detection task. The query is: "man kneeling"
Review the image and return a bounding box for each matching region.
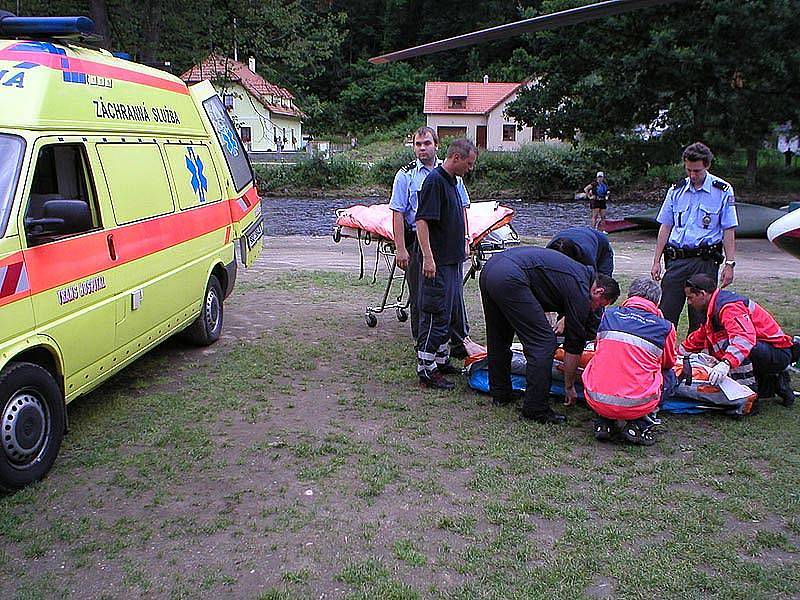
[680,273,797,406]
[583,276,678,445]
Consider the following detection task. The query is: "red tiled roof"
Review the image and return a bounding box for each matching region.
[424,81,522,115]
[180,52,304,119]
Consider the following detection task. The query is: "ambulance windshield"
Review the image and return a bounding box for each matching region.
[0,134,25,237]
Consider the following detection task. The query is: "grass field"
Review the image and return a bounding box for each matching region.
[0,268,798,599]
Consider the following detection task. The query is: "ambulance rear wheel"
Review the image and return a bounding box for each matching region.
[185,275,224,346]
[0,362,65,492]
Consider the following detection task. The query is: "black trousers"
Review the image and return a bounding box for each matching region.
[479,256,556,417]
[416,263,462,376]
[407,242,469,346]
[751,342,792,395]
[660,256,719,332]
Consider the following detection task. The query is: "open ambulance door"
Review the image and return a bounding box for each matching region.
[189,81,263,268]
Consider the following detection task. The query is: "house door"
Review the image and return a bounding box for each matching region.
[476,126,487,149]
[239,126,252,152]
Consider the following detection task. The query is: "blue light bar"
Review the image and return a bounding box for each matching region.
[0,16,95,37]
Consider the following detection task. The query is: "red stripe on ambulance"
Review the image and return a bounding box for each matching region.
[0,49,188,95]
[0,261,29,298]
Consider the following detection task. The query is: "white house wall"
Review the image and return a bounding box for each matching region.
[212,82,302,152]
[426,114,487,142]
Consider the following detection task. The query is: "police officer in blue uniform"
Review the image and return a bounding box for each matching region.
[547,226,614,276]
[651,142,737,332]
[390,126,471,347]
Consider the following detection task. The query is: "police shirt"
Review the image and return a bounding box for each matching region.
[547,226,614,276]
[501,247,595,355]
[655,172,737,248]
[389,158,470,229]
[416,166,467,265]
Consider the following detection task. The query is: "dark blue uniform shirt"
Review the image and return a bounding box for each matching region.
[548,226,614,276]
[416,165,466,265]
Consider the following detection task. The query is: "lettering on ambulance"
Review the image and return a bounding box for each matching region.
[0,69,26,88]
[56,275,106,306]
[91,99,182,124]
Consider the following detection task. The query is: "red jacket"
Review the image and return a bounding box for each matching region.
[583,297,677,420]
[680,289,792,368]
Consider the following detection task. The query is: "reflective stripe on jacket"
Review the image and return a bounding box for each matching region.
[679,289,792,369]
[583,297,677,420]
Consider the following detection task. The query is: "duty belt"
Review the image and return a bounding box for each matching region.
[664,242,723,262]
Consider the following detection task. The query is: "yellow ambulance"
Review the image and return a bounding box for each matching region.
[0,14,264,490]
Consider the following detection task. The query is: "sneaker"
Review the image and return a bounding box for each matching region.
[437,361,462,376]
[622,419,656,446]
[419,370,455,391]
[593,417,614,441]
[777,370,795,407]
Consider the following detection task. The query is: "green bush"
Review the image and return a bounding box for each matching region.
[254,154,367,192]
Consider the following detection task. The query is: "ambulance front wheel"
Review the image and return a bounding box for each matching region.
[0,362,65,492]
[185,275,224,346]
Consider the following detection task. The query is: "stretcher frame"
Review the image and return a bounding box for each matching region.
[333,209,520,328]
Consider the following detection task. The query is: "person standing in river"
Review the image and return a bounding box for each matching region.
[390,127,477,358]
[650,142,737,333]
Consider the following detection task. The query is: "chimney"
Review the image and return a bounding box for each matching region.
[248,56,256,72]
[483,74,489,85]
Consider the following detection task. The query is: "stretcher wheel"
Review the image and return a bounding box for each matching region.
[396,308,408,322]
[365,313,378,328]
[333,227,342,243]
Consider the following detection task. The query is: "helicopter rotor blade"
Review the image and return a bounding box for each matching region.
[369,0,683,64]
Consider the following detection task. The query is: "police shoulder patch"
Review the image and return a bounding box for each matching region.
[400,160,417,173]
[712,179,729,191]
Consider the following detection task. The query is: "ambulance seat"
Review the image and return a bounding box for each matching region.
[27,193,63,220]
[42,199,92,234]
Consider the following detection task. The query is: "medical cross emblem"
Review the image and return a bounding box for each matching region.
[185,147,208,202]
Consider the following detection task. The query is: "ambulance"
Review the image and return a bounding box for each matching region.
[0,14,264,490]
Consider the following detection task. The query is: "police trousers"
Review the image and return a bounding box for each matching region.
[660,256,719,332]
[479,257,556,417]
[416,263,463,376]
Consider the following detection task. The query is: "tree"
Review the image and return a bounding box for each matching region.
[505,0,800,185]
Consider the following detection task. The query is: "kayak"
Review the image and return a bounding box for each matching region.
[601,218,639,233]
[767,209,800,260]
[626,203,787,238]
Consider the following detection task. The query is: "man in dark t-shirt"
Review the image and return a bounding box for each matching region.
[415,138,477,390]
[547,226,614,276]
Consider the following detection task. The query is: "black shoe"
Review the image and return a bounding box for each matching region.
[777,370,795,407]
[438,361,462,376]
[492,390,523,407]
[449,344,468,359]
[523,410,567,425]
[419,370,455,391]
[593,417,614,441]
[622,419,656,446]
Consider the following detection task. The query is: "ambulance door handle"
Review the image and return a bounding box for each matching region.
[107,234,117,261]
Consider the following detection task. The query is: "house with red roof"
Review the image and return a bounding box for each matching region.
[181,53,304,153]
[424,78,549,151]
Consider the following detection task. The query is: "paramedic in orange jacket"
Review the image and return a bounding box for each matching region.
[583,276,678,445]
[681,273,796,406]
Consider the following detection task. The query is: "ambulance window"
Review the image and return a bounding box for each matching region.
[0,134,25,238]
[25,144,100,246]
[97,143,174,225]
[202,95,253,192]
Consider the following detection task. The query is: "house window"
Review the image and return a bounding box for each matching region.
[437,126,467,140]
[448,98,466,109]
[502,124,516,142]
[240,126,252,145]
[223,94,234,110]
[532,128,545,142]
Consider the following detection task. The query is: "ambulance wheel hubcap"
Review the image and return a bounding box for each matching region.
[205,290,220,331]
[2,390,49,466]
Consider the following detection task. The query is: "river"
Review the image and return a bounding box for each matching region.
[260,197,661,237]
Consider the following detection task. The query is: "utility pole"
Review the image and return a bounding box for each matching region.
[233,17,238,62]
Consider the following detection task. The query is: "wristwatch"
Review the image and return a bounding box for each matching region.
[724,260,736,267]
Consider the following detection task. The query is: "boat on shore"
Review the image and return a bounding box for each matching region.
[626,203,786,238]
[767,209,800,260]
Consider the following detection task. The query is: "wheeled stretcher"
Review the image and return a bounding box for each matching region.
[333,201,518,327]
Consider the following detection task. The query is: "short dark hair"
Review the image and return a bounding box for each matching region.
[447,138,478,159]
[682,142,714,166]
[547,237,582,263]
[685,273,717,294]
[595,273,620,303]
[413,126,438,145]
